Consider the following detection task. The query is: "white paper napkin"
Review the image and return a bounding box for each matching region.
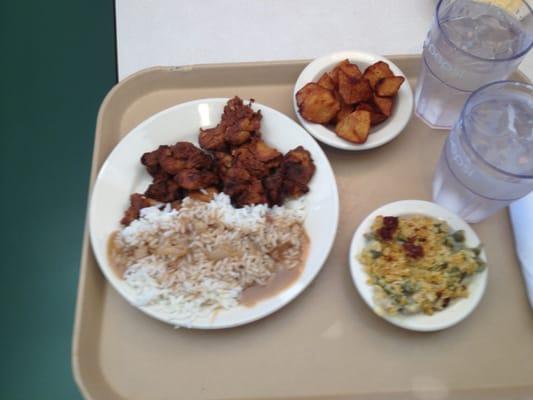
[509,191,533,308]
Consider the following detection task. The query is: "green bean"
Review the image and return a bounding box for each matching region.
[364,232,375,241]
[396,236,407,243]
[370,250,382,259]
[452,230,465,243]
[475,260,486,272]
[402,281,416,295]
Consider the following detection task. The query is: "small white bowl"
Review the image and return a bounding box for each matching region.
[293,51,413,151]
[349,200,488,332]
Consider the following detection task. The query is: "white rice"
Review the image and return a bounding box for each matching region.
[110,193,307,326]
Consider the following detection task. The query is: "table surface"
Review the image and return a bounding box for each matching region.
[116,0,533,80]
[2,1,532,399]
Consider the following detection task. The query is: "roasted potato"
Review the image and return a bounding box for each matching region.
[373,94,393,117]
[335,100,355,124]
[335,110,371,144]
[375,76,405,97]
[356,102,387,126]
[328,64,341,87]
[338,70,372,105]
[339,60,363,80]
[363,61,394,89]
[299,85,341,124]
[329,59,362,86]
[296,82,321,107]
[317,72,335,90]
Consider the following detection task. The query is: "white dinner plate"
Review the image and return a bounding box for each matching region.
[89,98,339,329]
[349,200,488,332]
[293,51,413,150]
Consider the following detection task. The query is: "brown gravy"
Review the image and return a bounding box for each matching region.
[107,229,310,306]
[241,233,310,306]
[107,231,126,278]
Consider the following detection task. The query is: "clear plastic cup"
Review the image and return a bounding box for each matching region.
[415,0,533,129]
[433,80,533,223]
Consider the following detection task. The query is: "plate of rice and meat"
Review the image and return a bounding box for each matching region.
[349,200,488,332]
[89,97,339,328]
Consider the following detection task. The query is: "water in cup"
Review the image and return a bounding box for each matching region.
[442,1,529,59]
[433,81,533,223]
[415,0,533,129]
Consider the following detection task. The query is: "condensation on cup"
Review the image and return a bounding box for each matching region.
[415,0,533,129]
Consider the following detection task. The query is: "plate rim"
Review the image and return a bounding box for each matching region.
[293,50,414,151]
[89,97,340,329]
[348,199,488,332]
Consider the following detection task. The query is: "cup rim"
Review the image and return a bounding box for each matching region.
[460,80,533,179]
[436,0,533,62]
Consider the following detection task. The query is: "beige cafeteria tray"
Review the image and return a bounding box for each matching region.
[72,56,533,400]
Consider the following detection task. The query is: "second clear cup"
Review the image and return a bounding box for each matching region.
[415,0,533,129]
[432,80,533,223]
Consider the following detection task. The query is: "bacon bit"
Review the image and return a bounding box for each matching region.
[378,216,399,240]
[383,216,399,229]
[378,227,393,240]
[403,242,424,259]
